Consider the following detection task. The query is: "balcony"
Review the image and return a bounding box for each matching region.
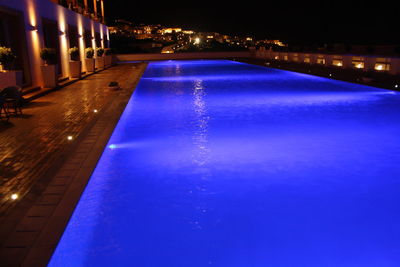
[53,0,105,23]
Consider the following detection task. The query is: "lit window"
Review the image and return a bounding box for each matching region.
[374,63,390,71]
[292,56,299,62]
[283,55,288,61]
[304,57,311,63]
[332,60,343,67]
[352,57,364,69]
[352,61,364,69]
[274,56,279,60]
[317,58,326,64]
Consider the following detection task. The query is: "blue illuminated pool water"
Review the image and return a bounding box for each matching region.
[49,60,400,266]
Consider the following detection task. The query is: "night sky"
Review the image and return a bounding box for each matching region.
[105,1,398,45]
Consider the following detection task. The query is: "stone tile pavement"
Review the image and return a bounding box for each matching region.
[0,62,147,266]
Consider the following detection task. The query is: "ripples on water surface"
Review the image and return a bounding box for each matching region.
[50,60,400,267]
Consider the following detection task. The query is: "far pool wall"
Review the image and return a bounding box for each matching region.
[115,52,253,62]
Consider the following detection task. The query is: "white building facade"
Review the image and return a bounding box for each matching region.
[0,0,109,88]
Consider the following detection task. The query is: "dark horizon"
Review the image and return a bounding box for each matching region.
[105,1,398,46]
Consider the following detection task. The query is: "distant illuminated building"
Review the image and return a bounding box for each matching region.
[160,28,182,34]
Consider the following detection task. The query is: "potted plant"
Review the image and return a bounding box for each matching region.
[69,47,81,78]
[84,47,95,73]
[104,48,113,67]
[40,48,58,88]
[95,47,105,70]
[0,46,22,89]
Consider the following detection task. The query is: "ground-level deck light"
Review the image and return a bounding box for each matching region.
[11,193,18,200]
[109,81,120,90]
[67,136,73,141]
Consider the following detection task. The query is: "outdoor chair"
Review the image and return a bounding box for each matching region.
[0,95,10,121]
[0,86,24,115]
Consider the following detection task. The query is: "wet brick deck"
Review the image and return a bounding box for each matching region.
[0,63,147,266]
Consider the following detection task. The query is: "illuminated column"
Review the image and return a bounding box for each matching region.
[100,0,105,23]
[325,55,333,66]
[84,0,88,14]
[100,26,104,48]
[93,0,98,19]
[91,22,96,50]
[106,27,110,48]
[26,0,42,86]
[298,53,305,62]
[389,58,400,75]
[77,17,86,71]
[310,53,318,64]
[342,55,352,69]
[57,6,70,77]
[364,57,375,71]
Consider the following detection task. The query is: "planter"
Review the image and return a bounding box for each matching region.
[69,61,82,78]
[95,57,105,70]
[0,70,22,89]
[105,55,112,67]
[40,65,58,88]
[85,58,95,73]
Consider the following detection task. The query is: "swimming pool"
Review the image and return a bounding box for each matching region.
[49,60,400,266]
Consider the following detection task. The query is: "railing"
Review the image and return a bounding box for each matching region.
[56,0,104,23]
[255,49,400,75]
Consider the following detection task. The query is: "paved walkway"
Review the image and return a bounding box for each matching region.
[0,63,147,266]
